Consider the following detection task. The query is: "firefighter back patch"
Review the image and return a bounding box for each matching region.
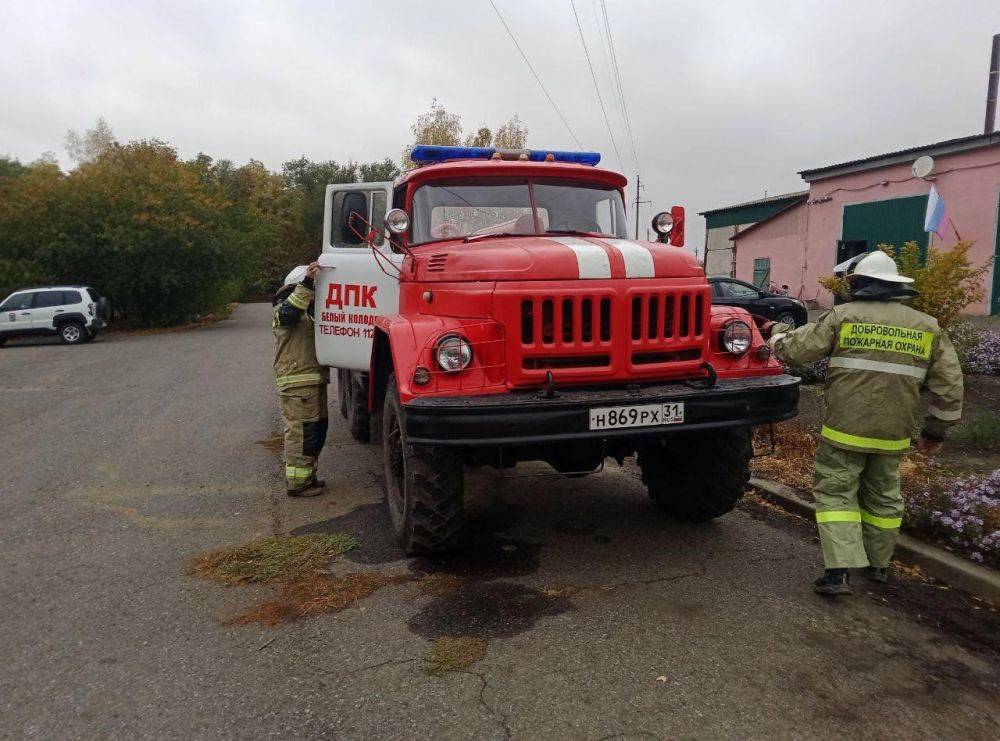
[838,322,933,359]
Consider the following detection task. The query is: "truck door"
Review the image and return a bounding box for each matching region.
[314,182,402,371]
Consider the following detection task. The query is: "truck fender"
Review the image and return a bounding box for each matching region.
[370,314,477,406]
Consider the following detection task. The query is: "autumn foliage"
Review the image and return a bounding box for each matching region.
[818,241,992,328]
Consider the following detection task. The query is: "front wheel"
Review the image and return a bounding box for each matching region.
[58,321,86,345]
[382,373,464,555]
[776,312,798,328]
[638,427,752,521]
[347,373,371,442]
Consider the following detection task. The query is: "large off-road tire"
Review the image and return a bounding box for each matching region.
[638,427,752,521]
[382,373,464,555]
[347,373,371,442]
[337,370,349,419]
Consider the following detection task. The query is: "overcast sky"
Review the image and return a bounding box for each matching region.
[3,0,999,252]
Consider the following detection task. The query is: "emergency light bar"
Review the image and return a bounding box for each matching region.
[410,145,601,166]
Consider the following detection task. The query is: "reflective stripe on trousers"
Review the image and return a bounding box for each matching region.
[821,425,910,452]
[276,372,324,388]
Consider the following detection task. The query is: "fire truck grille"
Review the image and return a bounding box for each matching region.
[629,292,705,340]
[500,284,710,386]
[520,296,612,345]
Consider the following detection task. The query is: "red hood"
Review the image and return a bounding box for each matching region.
[410,235,704,282]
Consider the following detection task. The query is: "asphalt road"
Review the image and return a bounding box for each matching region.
[2,303,998,739]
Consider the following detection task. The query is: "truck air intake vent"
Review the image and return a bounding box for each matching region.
[520,296,612,345]
[427,254,449,272]
[630,292,704,341]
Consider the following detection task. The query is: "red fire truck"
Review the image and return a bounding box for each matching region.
[315,145,799,554]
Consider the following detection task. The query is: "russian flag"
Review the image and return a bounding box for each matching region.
[924,184,947,238]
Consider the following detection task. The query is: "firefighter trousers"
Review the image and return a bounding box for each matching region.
[278,384,329,489]
[811,441,904,569]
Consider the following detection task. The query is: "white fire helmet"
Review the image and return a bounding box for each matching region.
[842,251,914,284]
[282,265,308,289]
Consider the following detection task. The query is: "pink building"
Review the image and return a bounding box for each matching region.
[728,133,1000,315]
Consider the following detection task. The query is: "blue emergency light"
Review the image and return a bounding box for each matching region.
[410,145,601,166]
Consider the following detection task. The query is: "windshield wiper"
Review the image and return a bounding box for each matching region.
[463,231,524,243]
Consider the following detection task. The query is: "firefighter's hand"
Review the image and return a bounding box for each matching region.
[759,321,778,337]
[916,437,942,456]
[305,261,320,279]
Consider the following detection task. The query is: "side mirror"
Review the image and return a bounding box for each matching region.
[669,205,685,247]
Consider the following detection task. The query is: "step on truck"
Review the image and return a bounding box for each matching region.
[315,145,800,554]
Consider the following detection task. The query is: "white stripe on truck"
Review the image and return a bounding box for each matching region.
[602,239,655,278]
[546,236,612,279]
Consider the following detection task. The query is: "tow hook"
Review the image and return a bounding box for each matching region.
[537,370,560,400]
[682,362,718,390]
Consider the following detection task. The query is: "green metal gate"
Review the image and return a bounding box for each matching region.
[753,257,771,289]
[842,195,930,262]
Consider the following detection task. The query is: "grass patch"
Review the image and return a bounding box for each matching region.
[230,571,413,627]
[190,534,358,585]
[751,423,819,491]
[417,573,466,597]
[423,637,486,676]
[951,410,1000,451]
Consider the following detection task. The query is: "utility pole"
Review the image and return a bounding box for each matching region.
[634,175,651,239]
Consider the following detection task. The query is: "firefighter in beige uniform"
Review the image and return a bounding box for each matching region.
[273,263,330,497]
[766,251,963,595]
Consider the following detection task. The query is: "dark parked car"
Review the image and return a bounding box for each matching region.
[708,278,808,328]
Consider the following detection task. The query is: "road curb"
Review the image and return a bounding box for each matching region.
[750,476,1000,605]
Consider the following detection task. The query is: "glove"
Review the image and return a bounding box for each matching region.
[759,321,779,338]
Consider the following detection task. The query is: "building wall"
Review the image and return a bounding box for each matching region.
[733,146,1000,313]
[704,223,754,277]
[732,204,808,297]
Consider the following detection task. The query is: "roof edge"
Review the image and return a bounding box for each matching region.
[728,199,806,241]
[799,132,1000,182]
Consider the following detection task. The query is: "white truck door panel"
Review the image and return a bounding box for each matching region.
[314,182,402,371]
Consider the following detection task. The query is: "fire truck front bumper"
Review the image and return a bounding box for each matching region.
[403,374,800,446]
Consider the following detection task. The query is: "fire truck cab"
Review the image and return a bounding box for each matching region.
[315,145,799,554]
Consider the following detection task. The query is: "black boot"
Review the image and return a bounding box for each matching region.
[865,566,889,584]
[813,568,852,596]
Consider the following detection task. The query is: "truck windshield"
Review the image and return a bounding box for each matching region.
[411,178,628,244]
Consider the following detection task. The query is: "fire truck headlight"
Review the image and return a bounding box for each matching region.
[435,334,473,372]
[385,208,409,235]
[721,321,752,355]
[651,211,674,236]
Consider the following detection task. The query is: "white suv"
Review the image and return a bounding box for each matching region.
[0,286,110,346]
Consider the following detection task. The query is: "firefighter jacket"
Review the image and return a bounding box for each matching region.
[273,277,329,391]
[770,300,963,454]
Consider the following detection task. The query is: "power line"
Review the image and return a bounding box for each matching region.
[598,0,638,170]
[487,0,584,149]
[569,0,622,169]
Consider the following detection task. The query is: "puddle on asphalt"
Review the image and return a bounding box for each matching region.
[408,582,573,641]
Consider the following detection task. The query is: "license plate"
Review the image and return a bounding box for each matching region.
[588,402,685,430]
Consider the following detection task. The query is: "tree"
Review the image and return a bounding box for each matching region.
[359,158,401,183]
[464,126,493,148]
[0,156,26,179]
[493,115,528,149]
[402,99,463,168]
[402,102,529,168]
[64,117,117,165]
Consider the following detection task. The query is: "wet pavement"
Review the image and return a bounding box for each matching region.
[1,303,998,739]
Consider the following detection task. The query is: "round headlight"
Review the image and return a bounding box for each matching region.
[435,334,472,372]
[385,208,409,235]
[722,321,752,355]
[651,211,674,236]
